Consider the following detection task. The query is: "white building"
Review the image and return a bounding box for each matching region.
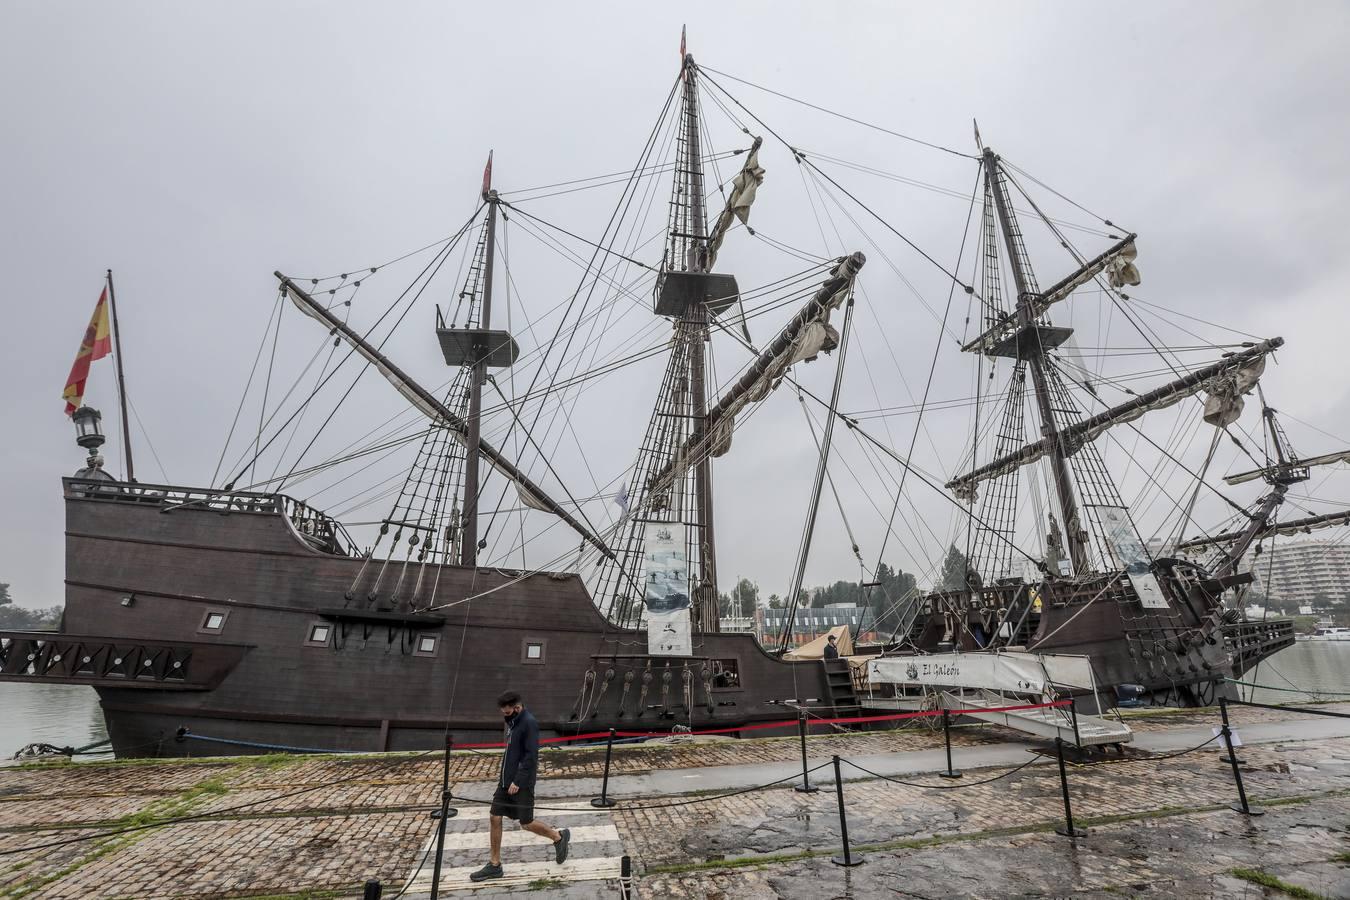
[1251,539,1350,608]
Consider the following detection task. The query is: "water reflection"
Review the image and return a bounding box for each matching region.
[0,682,107,755]
[1240,642,1350,703]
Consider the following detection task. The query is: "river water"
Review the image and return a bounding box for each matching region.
[1,643,1346,757]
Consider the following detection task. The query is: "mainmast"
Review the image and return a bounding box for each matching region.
[982,147,1089,574]
[105,269,136,483]
[460,173,499,566]
[679,50,720,631]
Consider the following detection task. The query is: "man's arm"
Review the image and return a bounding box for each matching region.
[513,715,539,788]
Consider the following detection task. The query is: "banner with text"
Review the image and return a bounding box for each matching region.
[644,522,691,656]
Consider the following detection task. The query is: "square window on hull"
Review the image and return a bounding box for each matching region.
[414,634,439,657]
[521,638,546,665]
[306,624,331,646]
[198,611,228,634]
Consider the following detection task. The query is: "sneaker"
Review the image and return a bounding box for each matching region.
[469,863,503,882]
[554,828,571,864]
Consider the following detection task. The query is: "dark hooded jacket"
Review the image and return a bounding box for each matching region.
[499,707,540,789]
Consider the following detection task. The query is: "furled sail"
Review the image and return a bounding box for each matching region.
[647,252,865,494]
[705,137,765,269]
[277,273,614,559]
[947,338,1283,500]
[1176,507,1350,553]
[1223,448,1350,486]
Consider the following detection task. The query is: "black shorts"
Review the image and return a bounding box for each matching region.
[490,784,535,824]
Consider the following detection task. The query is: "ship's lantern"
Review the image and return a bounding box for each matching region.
[72,406,105,451]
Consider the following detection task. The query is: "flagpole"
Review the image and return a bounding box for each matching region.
[105,269,136,483]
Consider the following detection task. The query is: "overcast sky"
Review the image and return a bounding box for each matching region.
[3,1,1349,610]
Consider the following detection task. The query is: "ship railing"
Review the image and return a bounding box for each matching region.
[64,478,355,557]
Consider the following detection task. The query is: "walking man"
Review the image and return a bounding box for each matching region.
[470,691,571,882]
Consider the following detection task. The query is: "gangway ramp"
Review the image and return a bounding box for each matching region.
[941,689,1133,747]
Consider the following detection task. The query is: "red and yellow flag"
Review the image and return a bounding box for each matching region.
[62,287,113,415]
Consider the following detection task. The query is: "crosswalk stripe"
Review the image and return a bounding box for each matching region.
[405,856,624,892]
[429,824,618,851]
[434,799,610,821]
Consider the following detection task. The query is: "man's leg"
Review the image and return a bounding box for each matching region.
[489,814,504,865]
[522,819,560,842]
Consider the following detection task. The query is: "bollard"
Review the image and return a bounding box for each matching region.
[830,755,864,867]
[362,881,382,900]
[939,709,962,779]
[794,710,819,793]
[1219,699,1263,816]
[428,736,456,900]
[1218,696,1245,765]
[619,854,633,900]
[1053,738,1086,837]
[591,728,618,808]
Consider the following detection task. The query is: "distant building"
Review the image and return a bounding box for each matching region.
[1251,539,1350,609]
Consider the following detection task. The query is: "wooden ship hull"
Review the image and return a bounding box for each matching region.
[0,479,836,757]
[0,477,1293,758]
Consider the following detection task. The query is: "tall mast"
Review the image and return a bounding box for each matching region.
[460,167,499,567]
[681,51,720,630]
[983,148,1087,574]
[104,269,136,483]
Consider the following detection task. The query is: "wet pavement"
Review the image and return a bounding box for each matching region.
[0,703,1345,898]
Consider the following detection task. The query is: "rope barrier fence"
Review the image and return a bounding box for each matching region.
[8,694,1346,893]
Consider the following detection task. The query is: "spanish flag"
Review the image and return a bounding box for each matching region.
[62,287,113,415]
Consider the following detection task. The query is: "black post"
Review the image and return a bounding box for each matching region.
[1068,701,1082,751]
[1219,698,1263,815]
[1219,695,1244,765]
[794,710,819,793]
[428,737,457,900]
[939,709,962,779]
[591,728,618,807]
[619,854,633,900]
[830,755,863,867]
[362,881,382,900]
[1053,737,1086,837]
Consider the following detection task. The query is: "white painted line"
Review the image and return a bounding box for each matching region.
[430,824,619,852]
[436,799,613,821]
[406,855,623,891]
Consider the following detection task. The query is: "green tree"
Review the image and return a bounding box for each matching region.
[767,593,784,610]
[731,578,759,617]
[0,583,11,605]
[938,544,973,591]
[866,562,919,634]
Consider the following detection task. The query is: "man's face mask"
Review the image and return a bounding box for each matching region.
[501,706,517,721]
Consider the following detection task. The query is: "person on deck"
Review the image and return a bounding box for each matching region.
[823,634,841,660]
[470,691,571,882]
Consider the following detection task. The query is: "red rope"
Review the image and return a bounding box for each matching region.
[450,699,1071,750]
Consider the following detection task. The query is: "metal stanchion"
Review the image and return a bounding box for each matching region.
[428,736,456,900]
[1218,695,1245,765]
[1219,698,1263,816]
[619,854,633,899]
[830,755,864,867]
[1053,737,1086,837]
[1068,701,1082,751]
[362,880,382,900]
[794,710,819,793]
[939,709,962,779]
[591,728,618,808]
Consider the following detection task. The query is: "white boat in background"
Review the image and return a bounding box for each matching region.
[1304,626,1350,642]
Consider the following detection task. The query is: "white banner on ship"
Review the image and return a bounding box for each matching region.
[868,651,1095,694]
[1092,505,1169,610]
[643,522,691,656]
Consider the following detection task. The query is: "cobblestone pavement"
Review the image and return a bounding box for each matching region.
[0,705,1344,898]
